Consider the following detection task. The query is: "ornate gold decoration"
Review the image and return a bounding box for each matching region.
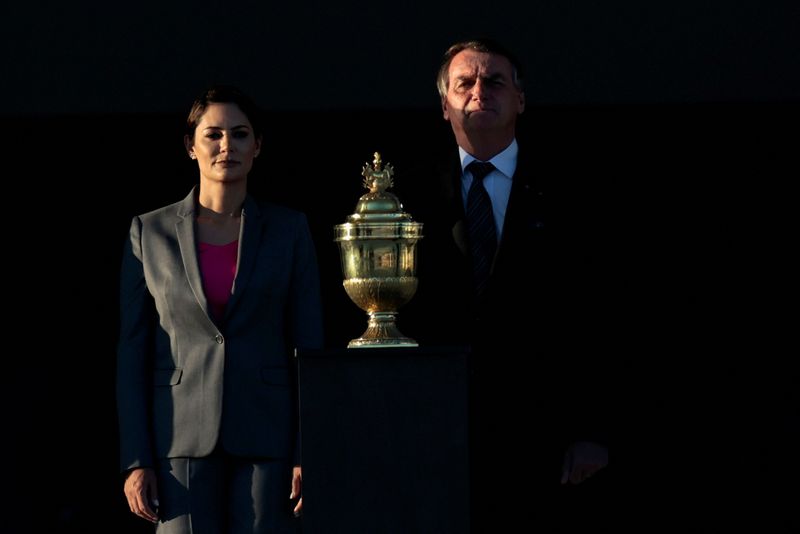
[334,152,423,348]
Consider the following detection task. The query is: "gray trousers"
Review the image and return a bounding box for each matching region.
[154,451,299,534]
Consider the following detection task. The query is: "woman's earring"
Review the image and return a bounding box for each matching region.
[189,153,196,159]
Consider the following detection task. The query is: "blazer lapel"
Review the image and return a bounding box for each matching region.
[500,151,533,244]
[224,194,264,320]
[440,153,469,257]
[175,187,210,317]
[493,150,545,273]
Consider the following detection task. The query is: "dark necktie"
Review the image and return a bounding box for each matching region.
[465,161,497,299]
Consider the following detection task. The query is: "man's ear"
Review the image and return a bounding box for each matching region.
[517,91,526,114]
[442,97,450,121]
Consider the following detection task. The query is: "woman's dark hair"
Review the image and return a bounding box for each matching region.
[185,84,263,139]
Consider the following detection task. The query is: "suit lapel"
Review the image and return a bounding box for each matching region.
[224,194,264,320]
[440,153,469,257]
[499,151,535,248]
[493,150,546,277]
[175,188,210,317]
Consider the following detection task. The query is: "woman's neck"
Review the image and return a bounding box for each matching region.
[198,181,247,217]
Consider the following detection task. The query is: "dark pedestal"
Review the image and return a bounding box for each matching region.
[297,346,470,534]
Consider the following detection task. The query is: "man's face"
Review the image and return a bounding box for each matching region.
[442,49,525,135]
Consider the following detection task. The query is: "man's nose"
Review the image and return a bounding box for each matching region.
[472,79,487,100]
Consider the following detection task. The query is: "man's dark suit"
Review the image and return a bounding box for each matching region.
[399,146,608,530]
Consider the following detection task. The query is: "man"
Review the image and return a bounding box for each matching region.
[400,39,609,531]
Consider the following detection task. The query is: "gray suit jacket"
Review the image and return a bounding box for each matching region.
[117,188,323,472]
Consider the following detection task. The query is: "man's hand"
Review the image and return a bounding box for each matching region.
[290,465,303,515]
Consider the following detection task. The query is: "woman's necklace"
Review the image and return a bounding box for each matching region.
[197,207,242,224]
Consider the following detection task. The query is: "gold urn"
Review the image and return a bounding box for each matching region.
[334,152,423,348]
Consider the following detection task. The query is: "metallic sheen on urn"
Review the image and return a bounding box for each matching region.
[334,152,423,348]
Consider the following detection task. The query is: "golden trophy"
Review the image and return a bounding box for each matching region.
[334,152,423,348]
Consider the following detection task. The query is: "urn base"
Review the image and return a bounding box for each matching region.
[348,311,418,349]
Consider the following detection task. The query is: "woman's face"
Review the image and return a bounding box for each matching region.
[185,102,261,185]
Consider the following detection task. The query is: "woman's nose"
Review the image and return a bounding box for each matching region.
[219,133,233,152]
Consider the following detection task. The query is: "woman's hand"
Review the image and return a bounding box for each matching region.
[123,467,159,523]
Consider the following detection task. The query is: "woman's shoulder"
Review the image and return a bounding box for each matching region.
[134,189,195,223]
[136,200,186,221]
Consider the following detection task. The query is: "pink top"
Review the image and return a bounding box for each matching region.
[198,240,239,320]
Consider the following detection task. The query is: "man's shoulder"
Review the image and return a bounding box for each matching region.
[396,148,458,188]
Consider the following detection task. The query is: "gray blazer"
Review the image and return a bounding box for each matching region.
[117,188,323,472]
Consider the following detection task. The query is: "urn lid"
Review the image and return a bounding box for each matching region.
[345,152,414,222]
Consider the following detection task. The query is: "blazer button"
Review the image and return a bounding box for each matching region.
[214,333,224,344]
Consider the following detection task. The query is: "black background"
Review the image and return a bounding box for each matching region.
[4,1,798,532]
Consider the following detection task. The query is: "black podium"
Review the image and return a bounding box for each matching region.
[297,346,470,534]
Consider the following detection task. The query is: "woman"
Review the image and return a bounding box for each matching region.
[117,85,322,533]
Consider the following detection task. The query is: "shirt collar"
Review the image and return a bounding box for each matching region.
[459,139,518,179]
